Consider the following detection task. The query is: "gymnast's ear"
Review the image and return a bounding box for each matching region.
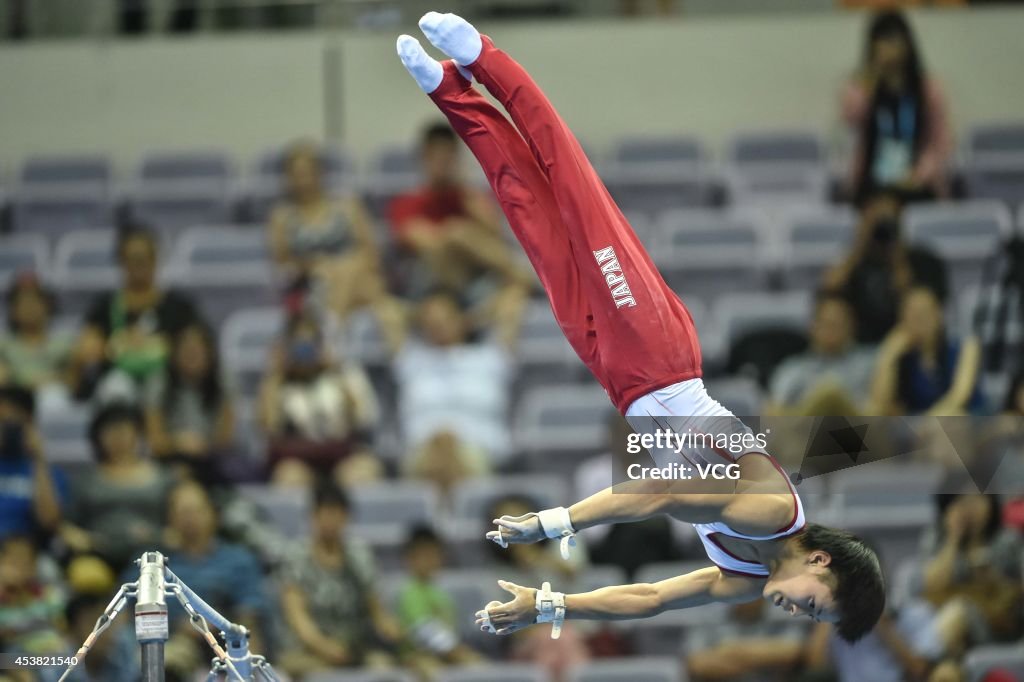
[807,550,833,567]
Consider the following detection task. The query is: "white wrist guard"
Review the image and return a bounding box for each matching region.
[534,582,566,639]
[537,507,577,560]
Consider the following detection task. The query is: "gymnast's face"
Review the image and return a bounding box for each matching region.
[762,550,839,623]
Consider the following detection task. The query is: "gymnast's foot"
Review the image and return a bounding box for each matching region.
[418,11,483,67]
[396,35,443,93]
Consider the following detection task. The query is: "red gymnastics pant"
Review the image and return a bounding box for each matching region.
[427,37,702,414]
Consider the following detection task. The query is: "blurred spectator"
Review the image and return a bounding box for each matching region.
[685,600,805,681]
[870,286,982,416]
[0,274,74,407]
[62,593,140,682]
[0,385,66,543]
[144,322,235,482]
[397,525,482,670]
[73,227,204,404]
[0,535,66,659]
[278,482,402,676]
[920,492,1022,652]
[841,10,953,205]
[388,122,528,343]
[268,141,404,352]
[574,414,686,580]
[1004,371,1024,416]
[396,292,516,491]
[258,310,380,487]
[60,403,172,571]
[803,610,948,682]
[161,480,269,679]
[766,292,876,416]
[824,194,947,344]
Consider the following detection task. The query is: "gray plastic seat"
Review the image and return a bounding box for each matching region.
[708,290,813,363]
[0,234,48,288]
[306,671,418,682]
[567,657,685,682]
[140,150,232,183]
[653,209,768,299]
[904,200,1012,261]
[235,484,311,539]
[219,306,285,391]
[12,191,111,236]
[450,475,570,530]
[437,665,551,682]
[602,135,712,212]
[165,226,275,320]
[782,206,857,289]
[513,384,612,455]
[349,481,439,545]
[969,122,1024,157]
[725,130,827,205]
[21,154,111,185]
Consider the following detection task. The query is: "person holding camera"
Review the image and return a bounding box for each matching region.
[0,385,67,543]
[822,194,947,345]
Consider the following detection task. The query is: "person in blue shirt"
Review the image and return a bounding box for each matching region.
[0,384,68,543]
[871,286,983,416]
[161,479,270,676]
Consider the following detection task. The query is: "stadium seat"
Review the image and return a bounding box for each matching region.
[437,664,551,682]
[449,475,570,532]
[164,226,277,321]
[781,206,857,290]
[129,150,235,234]
[827,461,944,527]
[0,234,49,288]
[21,154,111,185]
[653,209,769,299]
[219,306,285,391]
[724,129,828,205]
[140,150,232,183]
[51,230,127,313]
[11,190,112,236]
[349,481,439,546]
[235,484,311,539]
[602,135,712,212]
[513,301,584,384]
[964,644,1024,682]
[13,155,112,236]
[965,122,1024,205]
[904,200,1013,259]
[709,290,812,361]
[306,671,417,682]
[513,384,611,456]
[37,404,93,480]
[567,656,686,682]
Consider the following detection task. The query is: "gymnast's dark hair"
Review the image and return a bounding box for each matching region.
[797,523,885,643]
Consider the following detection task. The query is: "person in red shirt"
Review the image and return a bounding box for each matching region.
[388,123,529,342]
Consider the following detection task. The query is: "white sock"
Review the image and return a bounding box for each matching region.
[418,11,483,67]
[396,34,443,94]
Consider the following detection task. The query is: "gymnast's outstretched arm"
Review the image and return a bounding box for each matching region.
[475,567,763,635]
[486,456,794,549]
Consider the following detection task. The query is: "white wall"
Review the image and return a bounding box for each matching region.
[1,7,1022,175]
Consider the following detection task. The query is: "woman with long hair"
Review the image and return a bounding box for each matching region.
[841,10,953,205]
[143,322,235,480]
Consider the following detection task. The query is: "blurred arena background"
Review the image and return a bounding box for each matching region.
[0,1,1022,681]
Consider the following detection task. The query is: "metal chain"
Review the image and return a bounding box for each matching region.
[57,582,138,682]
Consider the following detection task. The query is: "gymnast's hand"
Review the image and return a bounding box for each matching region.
[475,580,538,636]
[486,513,545,547]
